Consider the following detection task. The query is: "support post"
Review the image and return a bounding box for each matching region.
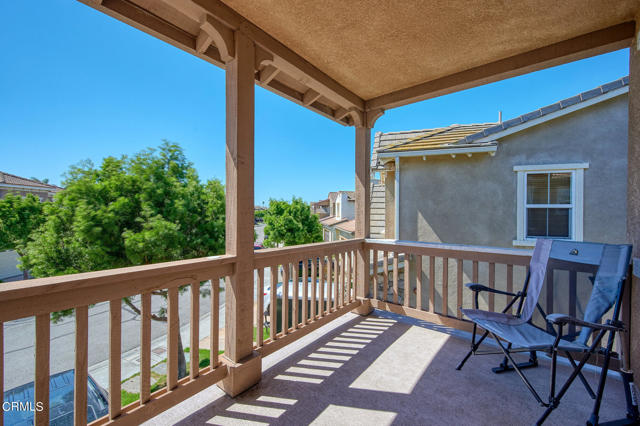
[218,29,261,397]
[353,111,381,315]
[628,12,640,383]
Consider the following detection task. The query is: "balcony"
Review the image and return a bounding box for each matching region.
[0,239,632,425]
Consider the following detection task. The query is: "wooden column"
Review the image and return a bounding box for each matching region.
[353,122,374,315]
[218,29,261,397]
[628,14,640,381]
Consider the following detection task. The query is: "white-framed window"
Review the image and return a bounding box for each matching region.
[513,163,588,247]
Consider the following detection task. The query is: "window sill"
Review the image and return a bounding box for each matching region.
[512,239,537,248]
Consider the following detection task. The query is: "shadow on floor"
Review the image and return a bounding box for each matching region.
[153,312,628,426]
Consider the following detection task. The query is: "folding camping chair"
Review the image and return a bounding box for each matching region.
[455,239,638,425]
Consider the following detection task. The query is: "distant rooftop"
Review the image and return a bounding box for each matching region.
[373,76,629,164]
[0,171,62,191]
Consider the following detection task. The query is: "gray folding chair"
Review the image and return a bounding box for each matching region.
[456,239,637,425]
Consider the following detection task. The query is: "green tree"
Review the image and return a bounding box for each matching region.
[263,197,323,247]
[22,142,225,379]
[0,193,47,279]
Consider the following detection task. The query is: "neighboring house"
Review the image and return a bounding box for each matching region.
[0,171,62,201]
[0,172,62,282]
[372,77,629,249]
[310,198,330,219]
[317,190,356,241]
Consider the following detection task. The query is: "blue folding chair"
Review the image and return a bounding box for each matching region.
[456,239,637,425]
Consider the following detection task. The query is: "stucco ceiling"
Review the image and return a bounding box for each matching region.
[220,0,638,100]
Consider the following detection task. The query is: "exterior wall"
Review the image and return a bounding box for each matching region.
[628,17,640,381]
[393,95,628,248]
[336,192,355,220]
[0,187,56,201]
[384,171,395,238]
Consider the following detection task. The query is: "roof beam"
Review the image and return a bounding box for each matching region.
[191,0,365,112]
[366,22,635,111]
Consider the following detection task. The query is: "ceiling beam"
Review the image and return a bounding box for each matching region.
[190,0,364,112]
[366,21,636,111]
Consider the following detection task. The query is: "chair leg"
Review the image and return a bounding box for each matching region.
[456,325,489,371]
[565,351,596,399]
[493,349,539,374]
[492,332,547,406]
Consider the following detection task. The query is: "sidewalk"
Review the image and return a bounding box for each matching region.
[89,311,222,390]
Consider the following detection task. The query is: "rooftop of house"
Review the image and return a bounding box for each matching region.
[318,216,349,227]
[0,171,63,191]
[335,219,356,234]
[312,199,330,207]
[372,76,629,166]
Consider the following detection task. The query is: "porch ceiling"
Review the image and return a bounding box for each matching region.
[80,0,637,122]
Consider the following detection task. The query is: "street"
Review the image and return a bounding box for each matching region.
[3,225,270,391]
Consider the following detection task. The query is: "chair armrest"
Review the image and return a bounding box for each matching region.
[465,283,516,297]
[546,314,624,332]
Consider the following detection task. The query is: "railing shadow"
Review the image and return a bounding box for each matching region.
[164,310,628,425]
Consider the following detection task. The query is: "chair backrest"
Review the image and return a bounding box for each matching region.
[523,240,631,343]
[518,238,552,323]
[576,243,632,344]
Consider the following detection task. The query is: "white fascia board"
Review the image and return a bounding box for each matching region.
[513,163,589,172]
[474,86,628,143]
[0,183,58,192]
[377,145,497,159]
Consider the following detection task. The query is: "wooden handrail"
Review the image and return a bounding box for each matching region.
[0,255,234,322]
[365,239,531,265]
[253,239,363,269]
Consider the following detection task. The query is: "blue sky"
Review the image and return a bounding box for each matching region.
[0,1,631,206]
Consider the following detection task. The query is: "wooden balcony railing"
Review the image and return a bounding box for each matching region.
[0,238,630,425]
[0,255,234,426]
[364,239,532,332]
[253,239,363,357]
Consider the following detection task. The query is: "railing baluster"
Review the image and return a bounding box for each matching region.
[190,282,200,379]
[442,257,449,316]
[35,313,50,426]
[350,250,355,302]
[457,259,463,318]
[569,270,577,336]
[311,258,317,320]
[336,253,347,310]
[416,255,422,311]
[270,267,277,340]
[211,277,220,367]
[393,252,399,304]
[404,253,411,307]
[167,286,179,390]
[342,252,347,307]
[331,253,342,311]
[429,256,435,313]
[507,264,514,314]
[257,269,264,345]
[489,262,496,312]
[109,300,121,419]
[372,249,379,300]
[141,292,151,402]
[283,263,289,334]
[292,260,299,329]
[472,260,479,283]
[547,269,554,317]
[302,258,309,325]
[319,256,325,317]
[75,305,88,424]
[327,255,333,313]
[383,251,389,302]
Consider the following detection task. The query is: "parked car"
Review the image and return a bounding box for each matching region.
[3,369,109,425]
[263,278,330,333]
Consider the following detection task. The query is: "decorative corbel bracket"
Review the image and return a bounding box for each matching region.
[197,15,235,63]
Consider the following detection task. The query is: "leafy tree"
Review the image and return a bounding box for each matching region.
[263,197,323,247]
[0,193,47,279]
[22,142,225,379]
